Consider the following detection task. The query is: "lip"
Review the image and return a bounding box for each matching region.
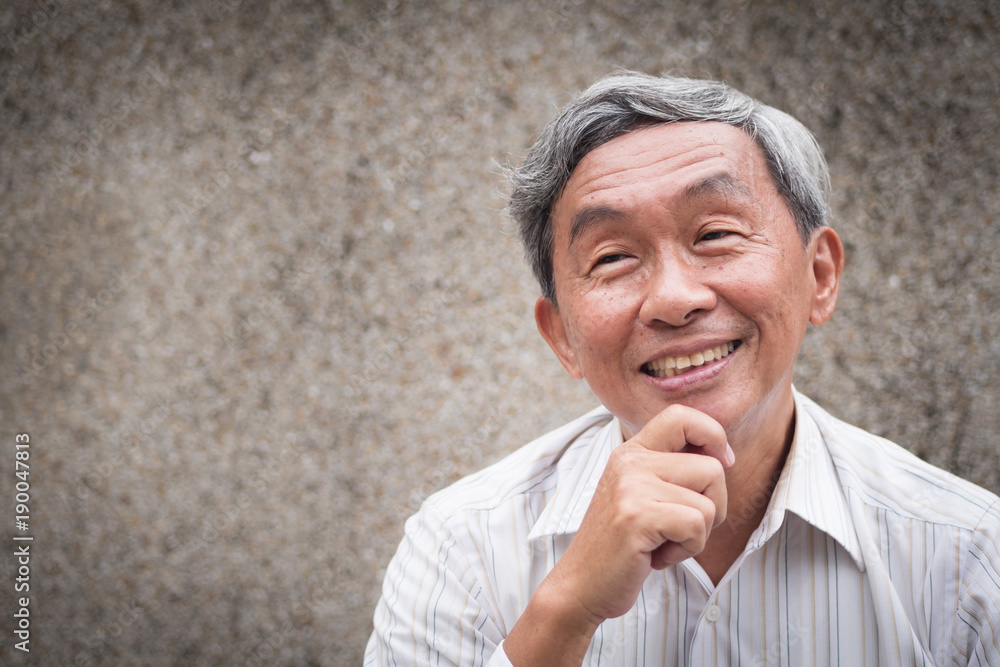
[640,339,741,388]
[640,339,740,370]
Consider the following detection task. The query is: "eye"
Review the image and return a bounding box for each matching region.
[699,230,730,242]
[595,253,628,265]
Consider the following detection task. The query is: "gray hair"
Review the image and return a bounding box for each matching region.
[506,71,831,303]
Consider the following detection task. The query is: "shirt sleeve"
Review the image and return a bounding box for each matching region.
[364,501,511,667]
[952,498,1000,665]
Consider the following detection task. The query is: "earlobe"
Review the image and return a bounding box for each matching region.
[534,297,584,380]
[808,227,844,326]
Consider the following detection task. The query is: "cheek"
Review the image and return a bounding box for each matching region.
[730,266,813,349]
[565,305,632,362]
[568,314,616,354]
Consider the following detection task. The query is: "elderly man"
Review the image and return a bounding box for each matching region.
[365,72,1000,666]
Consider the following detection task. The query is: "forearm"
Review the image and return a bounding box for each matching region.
[502,575,602,667]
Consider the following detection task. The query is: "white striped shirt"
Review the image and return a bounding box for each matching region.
[365,391,1000,666]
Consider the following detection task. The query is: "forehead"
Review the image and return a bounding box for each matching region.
[552,121,774,231]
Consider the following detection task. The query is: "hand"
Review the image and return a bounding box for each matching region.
[505,404,733,666]
[559,404,733,620]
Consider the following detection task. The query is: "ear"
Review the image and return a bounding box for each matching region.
[808,226,844,326]
[534,296,584,380]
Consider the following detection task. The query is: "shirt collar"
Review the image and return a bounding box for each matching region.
[527,411,622,541]
[526,391,866,570]
[749,390,866,569]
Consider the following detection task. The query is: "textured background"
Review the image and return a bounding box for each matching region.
[1,0,998,664]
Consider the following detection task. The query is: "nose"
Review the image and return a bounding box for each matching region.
[638,254,717,327]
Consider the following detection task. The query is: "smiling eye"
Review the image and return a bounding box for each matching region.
[699,230,730,242]
[595,253,628,265]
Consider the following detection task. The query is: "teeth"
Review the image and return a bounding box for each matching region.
[645,342,738,378]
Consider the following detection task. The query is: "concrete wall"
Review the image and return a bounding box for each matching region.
[1,0,998,663]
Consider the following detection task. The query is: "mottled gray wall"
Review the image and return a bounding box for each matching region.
[1,0,997,664]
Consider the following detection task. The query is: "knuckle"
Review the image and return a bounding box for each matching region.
[602,455,645,492]
[701,455,725,476]
[658,403,690,424]
[680,506,708,539]
[609,443,643,467]
[611,481,657,521]
[617,497,645,525]
[649,403,687,431]
[700,497,718,527]
[662,403,689,417]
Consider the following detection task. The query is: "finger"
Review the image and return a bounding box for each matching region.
[615,450,728,527]
[643,502,715,567]
[658,454,727,529]
[651,538,700,570]
[621,472,726,546]
[630,404,735,467]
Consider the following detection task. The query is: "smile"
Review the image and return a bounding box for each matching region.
[643,341,740,378]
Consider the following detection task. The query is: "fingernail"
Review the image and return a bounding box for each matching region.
[725,443,736,467]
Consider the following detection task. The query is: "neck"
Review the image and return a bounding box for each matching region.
[695,397,796,585]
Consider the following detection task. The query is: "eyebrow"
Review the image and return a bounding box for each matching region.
[567,206,630,249]
[680,172,753,203]
[566,172,753,249]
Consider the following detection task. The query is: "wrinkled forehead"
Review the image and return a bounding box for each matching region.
[554,121,773,219]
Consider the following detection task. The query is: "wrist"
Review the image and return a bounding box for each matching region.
[504,576,603,667]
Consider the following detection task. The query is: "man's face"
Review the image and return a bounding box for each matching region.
[535,121,841,442]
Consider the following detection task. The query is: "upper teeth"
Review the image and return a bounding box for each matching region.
[646,342,736,378]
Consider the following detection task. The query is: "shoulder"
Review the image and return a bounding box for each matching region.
[419,406,614,523]
[795,394,1000,660]
[798,392,999,530]
[367,412,614,665]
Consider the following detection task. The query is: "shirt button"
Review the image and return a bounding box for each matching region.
[705,604,722,622]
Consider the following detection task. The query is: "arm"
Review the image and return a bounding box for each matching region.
[504,404,734,667]
[365,503,508,667]
[952,499,1000,666]
[366,404,733,667]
